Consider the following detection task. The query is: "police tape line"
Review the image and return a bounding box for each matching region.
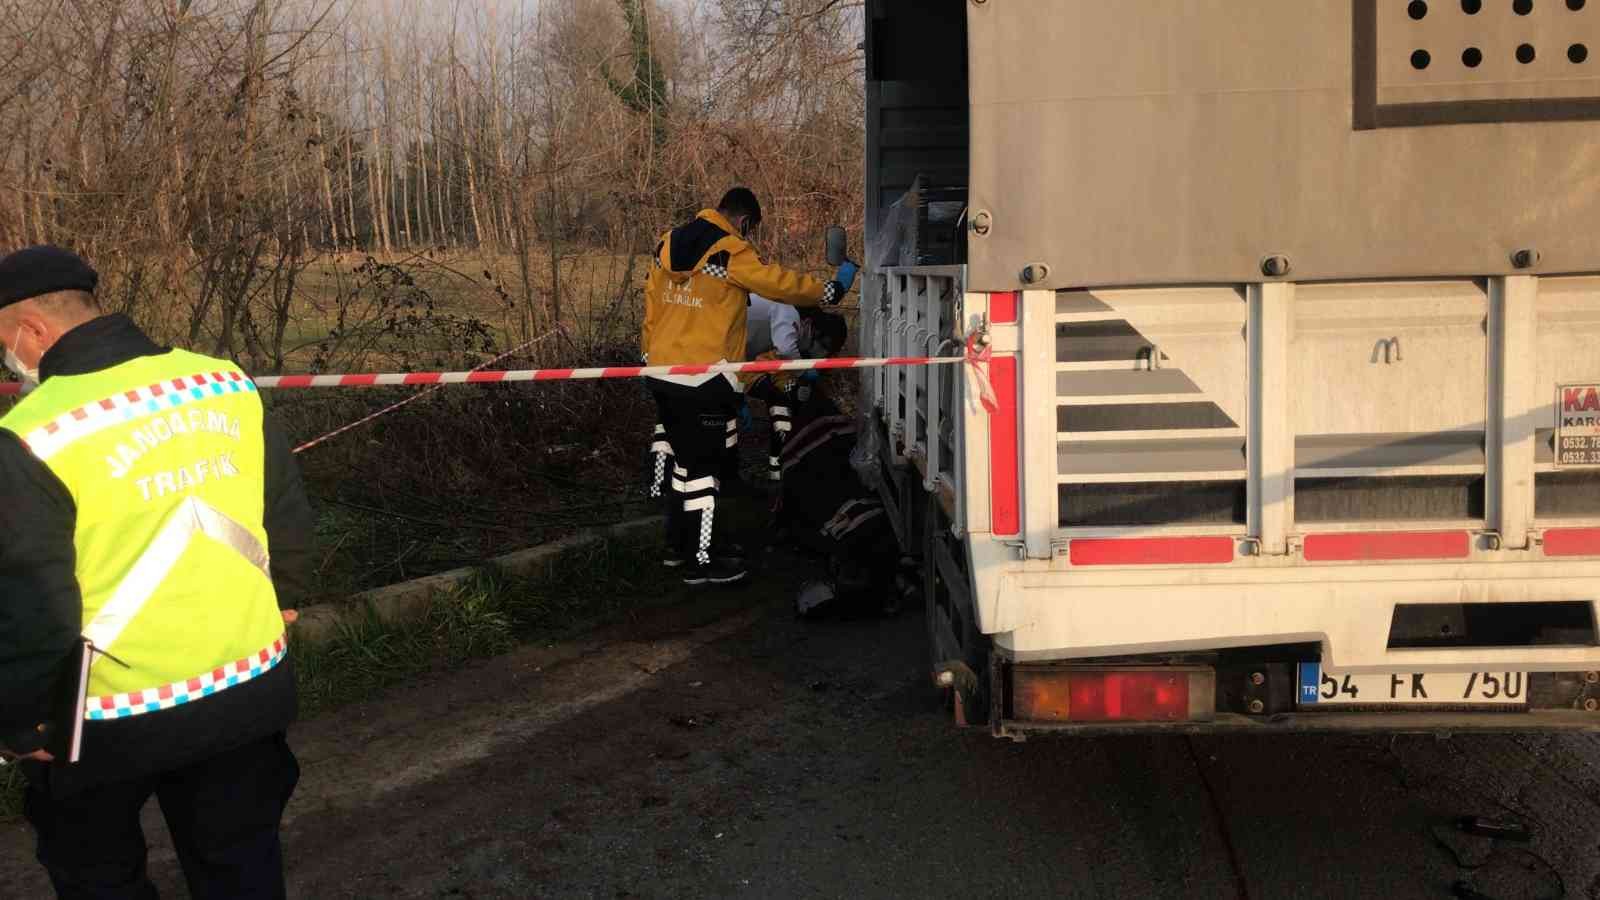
[0,355,970,397]
[257,355,967,387]
[0,343,999,456]
[288,328,563,454]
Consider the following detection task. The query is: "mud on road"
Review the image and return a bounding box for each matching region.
[5,544,1600,899]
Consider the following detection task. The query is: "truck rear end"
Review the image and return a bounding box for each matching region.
[862,0,1600,735]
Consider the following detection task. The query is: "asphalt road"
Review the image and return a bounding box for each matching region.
[5,550,1600,899]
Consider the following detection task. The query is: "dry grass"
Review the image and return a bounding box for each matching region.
[235,247,649,376]
[301,248,647,321]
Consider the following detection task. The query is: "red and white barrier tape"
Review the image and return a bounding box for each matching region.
[0,355,967,397]
[964,331,999,414]
[259,355,966,388]
[1,342,1000,455]
[290,329,561,454]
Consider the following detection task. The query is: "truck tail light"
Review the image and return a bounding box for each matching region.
[1013,667,1215,723]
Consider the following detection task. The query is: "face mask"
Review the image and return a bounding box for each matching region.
[4,328,38,386]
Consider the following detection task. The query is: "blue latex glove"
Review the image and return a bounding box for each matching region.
[834,260,859,293]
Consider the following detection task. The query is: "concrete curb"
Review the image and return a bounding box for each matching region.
[290,515,663,645]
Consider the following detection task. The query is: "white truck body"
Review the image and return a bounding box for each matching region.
[863,1,1600,732]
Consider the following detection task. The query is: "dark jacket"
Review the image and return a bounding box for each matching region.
[0,315,314,792]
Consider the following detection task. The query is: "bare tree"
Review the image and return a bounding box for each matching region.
[0,0,864,366]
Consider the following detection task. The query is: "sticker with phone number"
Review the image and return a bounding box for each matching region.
[1556,383,1600,468]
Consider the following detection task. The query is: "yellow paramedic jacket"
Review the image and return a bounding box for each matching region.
[642,209,835,367]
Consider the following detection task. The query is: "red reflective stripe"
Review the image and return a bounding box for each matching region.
[401,373,441,385]
[988,355,1019,535]
[0,383,19,396]
[1544,528,1600,557]
[464,371,508,383]
[600,367,644,379]
[665,364,713,376]
[1070,537,1234,566]
[534,369,573,380]
[273,375,314,388]
[149,383,165,396]
[990,291,1018,324]
[814,357,858,369]
[1303,531,1469,562]
[98,399,115,411]
[738,360,786,373]
[70,408,88,421]
[341,374,378,386]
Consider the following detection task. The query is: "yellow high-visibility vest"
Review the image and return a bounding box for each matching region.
[0,349,285,719]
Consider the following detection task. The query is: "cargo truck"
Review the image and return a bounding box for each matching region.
[861,0,1600,735]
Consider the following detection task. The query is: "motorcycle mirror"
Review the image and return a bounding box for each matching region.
[825,225,847,267]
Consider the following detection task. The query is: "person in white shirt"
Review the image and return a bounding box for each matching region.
[743,297,846,481]
[745,294,802,360]
[742,294,801,482]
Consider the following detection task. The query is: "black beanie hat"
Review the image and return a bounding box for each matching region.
[0,245,99,310]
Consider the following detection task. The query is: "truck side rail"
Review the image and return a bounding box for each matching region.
[865,265,969,539]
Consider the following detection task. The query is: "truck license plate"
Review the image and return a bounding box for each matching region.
[1296,664,1527,708]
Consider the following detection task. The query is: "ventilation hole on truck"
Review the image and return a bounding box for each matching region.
[1295,476,1484,523]
[1410,0,1430,17]
[1412,49,1432,69]
[1463,0,1483,11]
[1571,43,1589,63]
[1463,46,1484,66]
[1517,43,1538,63]
[1058,481,1245,528]
[1535,471,1600,516]
[1514,0,1534,13]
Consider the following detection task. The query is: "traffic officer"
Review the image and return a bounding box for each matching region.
[0,246,315,899]
[641,188,844,585]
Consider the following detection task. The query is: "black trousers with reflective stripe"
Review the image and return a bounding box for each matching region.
[649,378,741,565]
[747,376,790,482]
[23,732,298,900]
